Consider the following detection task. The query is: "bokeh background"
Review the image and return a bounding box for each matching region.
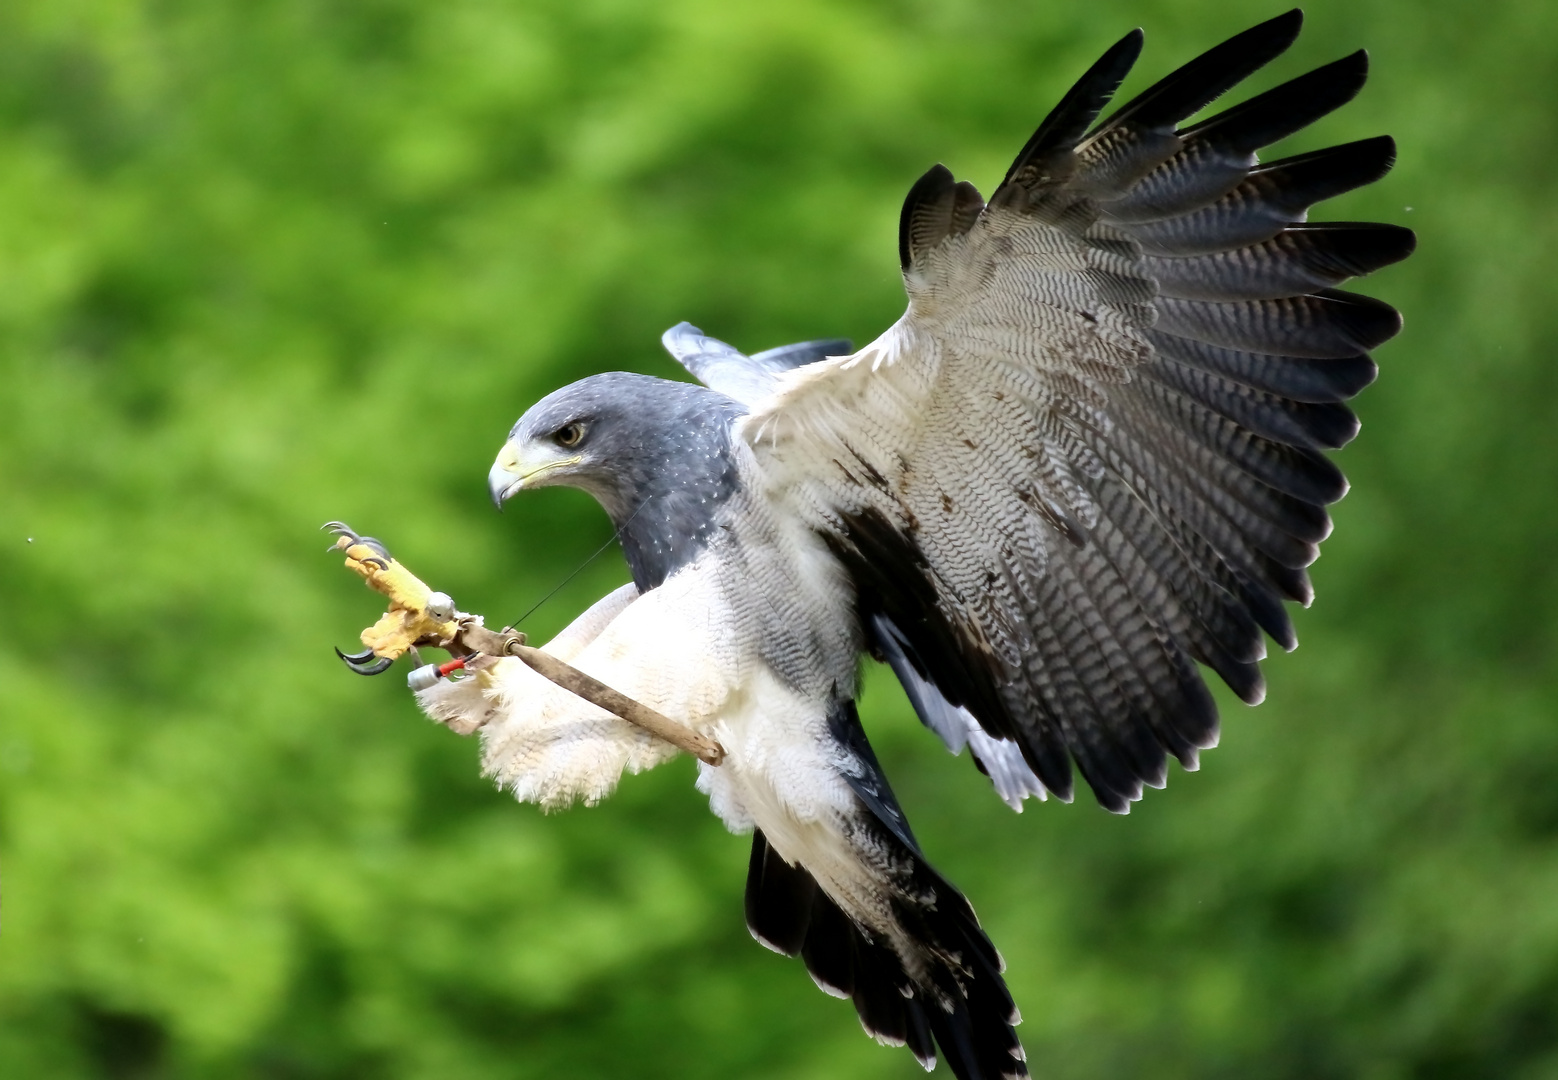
[2,0,1555,1076]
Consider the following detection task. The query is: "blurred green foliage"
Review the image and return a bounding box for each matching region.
[1,0,1554,1077]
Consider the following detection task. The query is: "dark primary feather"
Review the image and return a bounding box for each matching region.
[1099,47,1372,223]
[1090,10,1301,135]
[1144,329,1379,402]
[1141,355,1362,450]
[1121,137,1399,257]
[1178,50,1371,159]
[1143,223,1417,301]
[1077,9,1302,201]
[1154,288,1403,359]
[1001,28,1144,190]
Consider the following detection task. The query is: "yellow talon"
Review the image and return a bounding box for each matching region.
[333,536,462,660]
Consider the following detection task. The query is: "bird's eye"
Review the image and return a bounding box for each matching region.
[555,422,586,448]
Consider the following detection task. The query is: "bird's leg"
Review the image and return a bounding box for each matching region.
[323,521,726,765]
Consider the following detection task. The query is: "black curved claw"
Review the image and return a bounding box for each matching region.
[335,646,394,676]
[356,535,392,560]
[321,522,394,562]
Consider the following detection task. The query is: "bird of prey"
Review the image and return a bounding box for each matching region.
[418,12,1412,1078]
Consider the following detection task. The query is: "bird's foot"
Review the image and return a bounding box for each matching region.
[323,521,464,675]
[323,521,393,567]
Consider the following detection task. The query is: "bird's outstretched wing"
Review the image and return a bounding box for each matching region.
[743,9,1414,813]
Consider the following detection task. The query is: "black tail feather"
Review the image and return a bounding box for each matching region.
[745,831,816,955]
[746,824,1027,1078]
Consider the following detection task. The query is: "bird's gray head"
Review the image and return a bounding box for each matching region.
[488,372,747,590]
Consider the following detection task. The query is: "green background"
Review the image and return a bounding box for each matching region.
[2,0,1553,1076]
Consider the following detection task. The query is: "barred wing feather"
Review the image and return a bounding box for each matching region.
[743,9,1413,813]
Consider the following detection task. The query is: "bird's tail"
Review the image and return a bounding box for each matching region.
[747,827,1027,1079]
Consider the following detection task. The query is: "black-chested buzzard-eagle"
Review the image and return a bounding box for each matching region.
[417,12,1413,1078]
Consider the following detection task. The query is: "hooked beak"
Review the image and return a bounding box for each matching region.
[488,455,522,509]
[487,440,582,509]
